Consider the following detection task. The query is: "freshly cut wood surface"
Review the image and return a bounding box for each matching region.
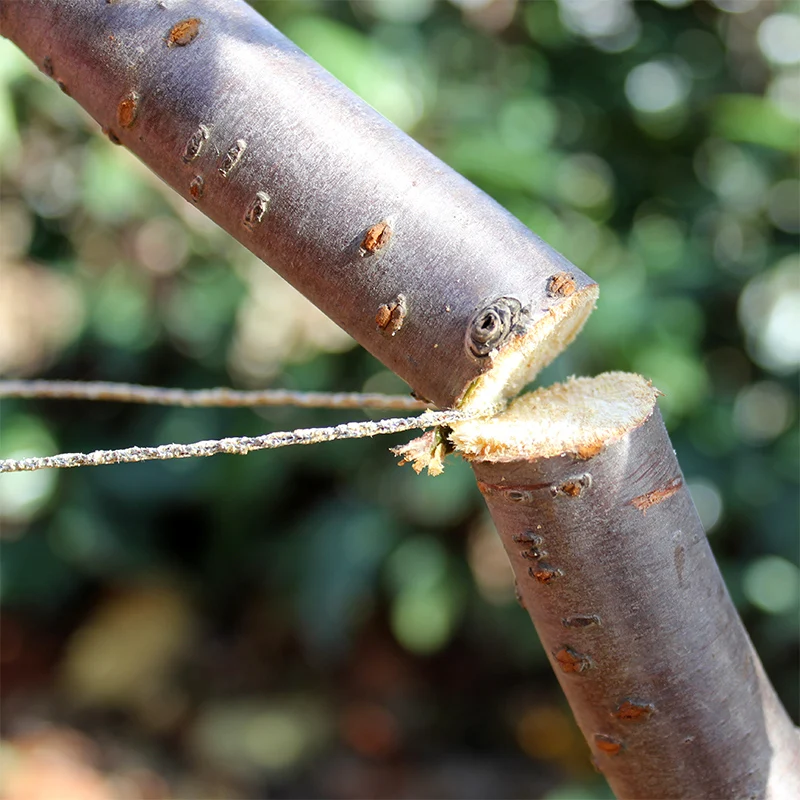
[452,371,658,460]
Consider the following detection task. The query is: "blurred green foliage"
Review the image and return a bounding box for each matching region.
[0,1,798,798]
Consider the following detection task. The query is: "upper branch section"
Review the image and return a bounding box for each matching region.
[1,0,596,411]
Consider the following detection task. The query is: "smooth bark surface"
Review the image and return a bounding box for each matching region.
[0,0,596,411]
[470,396,800,798]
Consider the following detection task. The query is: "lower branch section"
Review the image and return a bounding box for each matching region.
[458,373,800,799]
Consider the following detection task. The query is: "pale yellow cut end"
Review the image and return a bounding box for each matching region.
[458,284,599,415]
[451,371,659,462]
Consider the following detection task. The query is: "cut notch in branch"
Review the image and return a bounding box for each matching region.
[457,284,599,415]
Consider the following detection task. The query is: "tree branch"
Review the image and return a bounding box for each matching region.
[0,410,468,473]
[452,373,800,799]
[0,380,427,411]
[0,0,597,413]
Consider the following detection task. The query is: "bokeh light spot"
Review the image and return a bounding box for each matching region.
[625,60,690,114]
[468,516,515,605]
[498,97,558,153]
[687,479,723,533]
[757,14,800,66]
[738,256,800,374]
[631,214,686,273]
[516,704,576,761]
[743,556,800,615]
[0,416,58,525]
[558,0,641,53]
[134,217,189,276]
[733,381,794,444]
[767,179,800,233]
[767,70,800,122]
[709,0,760,13]
[387,536,462,654]
[555,153,614,210]
[390,580,461,655]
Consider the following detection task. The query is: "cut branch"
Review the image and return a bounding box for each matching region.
[0,380,427,411]
[452,373,800,799]
[0,410,468,473]
[0,0,597,412]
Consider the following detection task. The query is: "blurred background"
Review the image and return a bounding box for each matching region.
[0,0,798,797]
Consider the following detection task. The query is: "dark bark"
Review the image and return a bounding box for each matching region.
[0,0,596,412]
[466,379,800,799]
